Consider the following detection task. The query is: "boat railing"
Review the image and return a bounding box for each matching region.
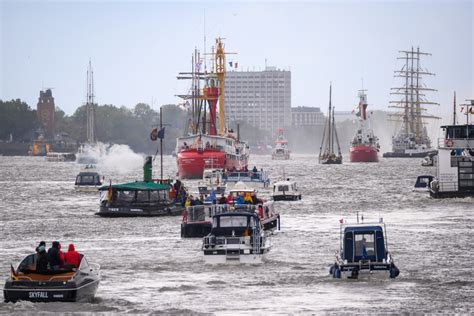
[433,181,458,192]
[202,234,265,253]
[438,138,473,149]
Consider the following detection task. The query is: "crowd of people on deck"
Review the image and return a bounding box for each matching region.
[184,191,263,207]
[35,241,82,273]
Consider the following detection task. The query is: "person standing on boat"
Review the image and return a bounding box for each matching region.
[236,193,245,205]
[244,192,253,204]
[35,244,48,273]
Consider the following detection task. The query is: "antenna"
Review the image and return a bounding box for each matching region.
[203,9,207,72]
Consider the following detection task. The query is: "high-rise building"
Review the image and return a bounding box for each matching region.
[224,66,291,133]
[37,89,55,138]
[291,106,325,126]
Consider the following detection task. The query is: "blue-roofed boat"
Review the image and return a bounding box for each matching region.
[329,219,400,279]
[222,169,270,189]
[413,175,434,192]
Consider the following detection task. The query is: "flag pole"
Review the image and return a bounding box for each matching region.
[160,106,163,182]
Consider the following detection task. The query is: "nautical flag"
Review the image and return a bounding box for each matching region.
[229,61,233,67]
[150,128,158,141]
[107,180,113,203]
[339,218,344,224]
[157,127,165,139]
[235,62,238,68]
[10,265,17,279]
[460,107,464,113]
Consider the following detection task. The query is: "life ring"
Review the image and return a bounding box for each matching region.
[445,139,454,147]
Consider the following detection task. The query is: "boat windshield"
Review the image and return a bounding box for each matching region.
[76,174,101,185]
[277,185,289,192]
[217,215,254,228]
[115,190,168,203]
[354,233,375,257]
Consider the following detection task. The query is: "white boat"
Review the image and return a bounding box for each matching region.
[429,121,474,198]
[74,165,103,192]
[329,219,400,279]
[421,154,436,167]
[223,169,270,189]
[271,129,290,160]
[197,168,226,196]
[46,152,76,162]
[272,179,301,201]
[202,212,272,264]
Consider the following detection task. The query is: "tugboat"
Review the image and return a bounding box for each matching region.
[383,47,439,158]
[329,217,400,279]
[319,84,342,164]
[202,212,272,264]
[74,165,103,192]
[271,129,290,160]
[181,183,280,238]
[176,39,249,179]
[96,156,185,217]
[222,168,270,189]
[3,249,100,302]
[349,90,380,162]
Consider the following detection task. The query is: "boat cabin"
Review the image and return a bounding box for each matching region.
[342,225,387,263]
[210,212,261,238]
[75,172,102,186]
[414,175,434,191]
[99,181,171,207]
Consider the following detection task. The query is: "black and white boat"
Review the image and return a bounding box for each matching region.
[198,168,226,195]
[4,253,100,302]
[74,165,103,192]
[202,212,272,264]
[413,175,434,192]
[329,219,400,279]
[272,179,301,201]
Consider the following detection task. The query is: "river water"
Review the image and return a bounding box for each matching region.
[0,155,472,314]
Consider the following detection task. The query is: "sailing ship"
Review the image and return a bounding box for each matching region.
[271,128,290,160]
[176,38,249,179]
[349,90,380,162]
[319,84,342,164]
[383,47,439,158]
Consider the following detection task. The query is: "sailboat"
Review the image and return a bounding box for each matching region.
[319,84,342,164]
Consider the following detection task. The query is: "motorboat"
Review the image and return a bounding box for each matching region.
[271,129,290,160]
[202,212,272,264]
[413,175,434,192]
[329,218,400,279]
[46,152,76,162]
[74,165,103,192]
[421,153,437,167]
[222,169,270,189]
[96,156,185,217]
[181,199,280,238]
[3,252,100,302]
[272,179,301,201]
[198,168,226,196]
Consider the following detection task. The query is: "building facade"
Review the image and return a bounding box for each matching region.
[37,89,55,138]
[291,106,325,126]
[224,66,291,133]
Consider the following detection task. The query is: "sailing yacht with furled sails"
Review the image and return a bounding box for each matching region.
[319,84,342,164]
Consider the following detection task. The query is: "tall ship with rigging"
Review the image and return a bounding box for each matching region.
[349,90,380,162]
[319,84,342,164]
[383,47,440,158]
[176,39,249,179]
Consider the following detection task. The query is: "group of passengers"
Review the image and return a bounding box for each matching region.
[35,241,81,273]
[223,166,260,173]
[184,191,262,207]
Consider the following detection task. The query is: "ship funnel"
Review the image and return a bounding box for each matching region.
[143,156,152,182]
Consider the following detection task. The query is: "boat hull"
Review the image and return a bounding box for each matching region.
[349,145,379,162]
[330,262,399,280]
[272,194,301,201]
[181,221,212,238]
[96,204,184,217]
[383,149,437,158]
[3,279,99,303]
[203,248,269,264]
[178,150,248,179]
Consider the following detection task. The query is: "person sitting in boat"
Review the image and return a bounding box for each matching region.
[205,141,211,148]
[257,205,264,218]
[252,166,258,173]
[35,244,48,273]
[185,197,192,208]
[47,241,63,270]
[251,193,259,205]
[225,193,233,204]
[65,244,81,268]
[244,192,253,204]
[218,194,227,205]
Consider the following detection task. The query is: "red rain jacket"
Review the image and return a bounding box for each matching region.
[65,244,81,268]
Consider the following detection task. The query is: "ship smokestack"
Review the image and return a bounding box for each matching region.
[144,156,152,182]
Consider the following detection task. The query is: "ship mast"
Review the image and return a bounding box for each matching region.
[215,38,226,135]
[86,59,95,143]
[389,46,440,144]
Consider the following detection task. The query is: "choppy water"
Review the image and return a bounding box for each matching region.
[0,155,472,314]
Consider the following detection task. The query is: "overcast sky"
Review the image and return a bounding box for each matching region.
[1,0,472,124]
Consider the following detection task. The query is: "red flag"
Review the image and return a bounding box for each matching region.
[460,107,464,113]
[10,264,17,279]
[107,180,113,203]
[339,218,344,224]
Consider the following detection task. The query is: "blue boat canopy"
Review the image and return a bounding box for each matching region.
[343,225,386,263]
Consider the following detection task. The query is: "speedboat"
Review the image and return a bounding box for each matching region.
[413,175,434,192]
[75,165,103,192]
[272,179,302,201]
[3,252,100,302]
[202,212,272,264]
[329,219,400,279]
